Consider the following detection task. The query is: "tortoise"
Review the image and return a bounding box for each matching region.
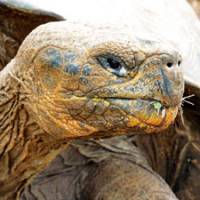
[0,0,199,199]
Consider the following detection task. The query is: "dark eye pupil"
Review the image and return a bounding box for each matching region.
[107,58,121,70]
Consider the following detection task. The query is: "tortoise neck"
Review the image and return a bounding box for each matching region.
[0,71,68,199]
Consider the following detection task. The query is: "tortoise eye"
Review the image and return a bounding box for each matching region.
[106,57,122,70]
[97,55,127,77]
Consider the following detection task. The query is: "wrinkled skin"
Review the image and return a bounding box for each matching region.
[0,0,198,200]
[21,136,179,200]
[20,107,200,200]
[0,20,184,200]
[5,1,200,200]
[16,22,183,136]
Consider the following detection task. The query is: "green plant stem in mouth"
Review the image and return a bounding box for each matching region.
[62,96,177,128]
[151,101,162,111]
[104,97,168,126]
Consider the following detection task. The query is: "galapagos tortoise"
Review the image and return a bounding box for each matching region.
[0,0,199,200]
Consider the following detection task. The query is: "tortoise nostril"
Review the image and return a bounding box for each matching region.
[167,62,173,68]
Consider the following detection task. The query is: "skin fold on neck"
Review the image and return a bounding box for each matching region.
[0,62,69,200]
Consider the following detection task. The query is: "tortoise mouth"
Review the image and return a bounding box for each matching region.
[101,96,180,109]
[57,95,179,134]
[103,97,177,127]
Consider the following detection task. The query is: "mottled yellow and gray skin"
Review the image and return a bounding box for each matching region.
[0,19,184,200]
[14,22,184,135]
[21,112,200,200]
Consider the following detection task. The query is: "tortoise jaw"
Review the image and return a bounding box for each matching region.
[71,96,179,133]
[104,98,176,127]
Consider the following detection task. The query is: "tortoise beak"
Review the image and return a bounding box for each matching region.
[84,52,184,131]
[158,60,184,107]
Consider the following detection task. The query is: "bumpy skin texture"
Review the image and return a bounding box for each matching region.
[14,22,183,136]
[20,108,200,200]
[0,20,184,200]
[1,1,200,200]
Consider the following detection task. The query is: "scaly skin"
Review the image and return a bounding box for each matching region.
[0,21,184,199]
[20,110,200,200]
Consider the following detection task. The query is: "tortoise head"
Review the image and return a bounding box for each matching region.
[16,21,184,139]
